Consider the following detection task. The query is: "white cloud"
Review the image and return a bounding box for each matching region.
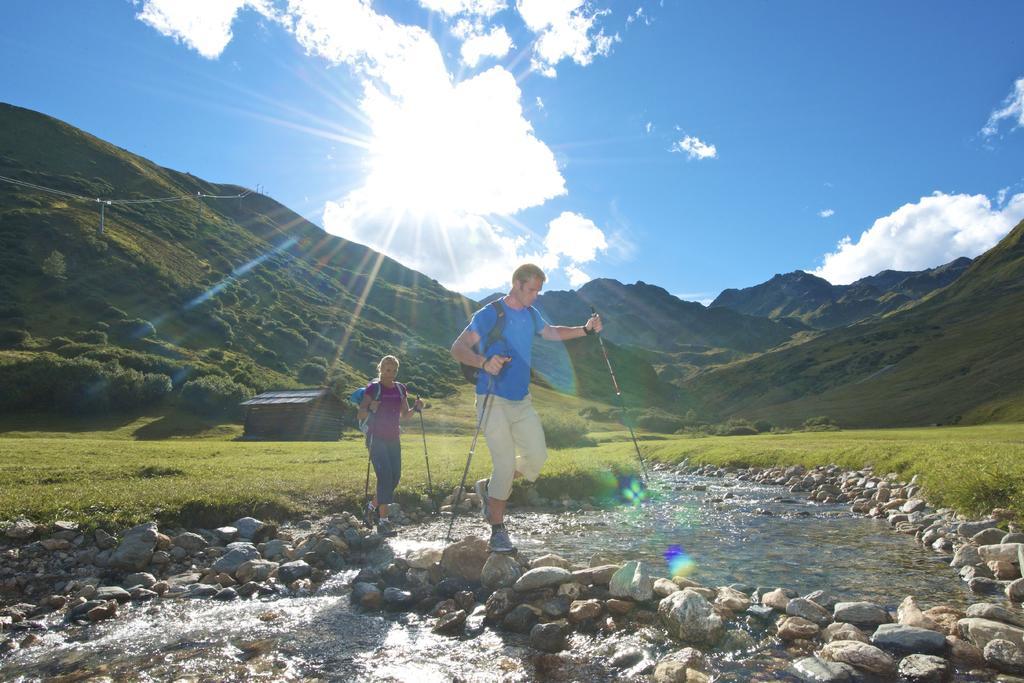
[813,191,1024,284]
[544,210,608,264]
[516,0,618,77]
[564,264,591,288]
[418,0,506,19]
[460,25,513,67]
[535,96,544,110]
[671,135,717,160]
[135,0,281,59]
[982,76,1024,137]
[819,208,835,218]
[644,121,653,134]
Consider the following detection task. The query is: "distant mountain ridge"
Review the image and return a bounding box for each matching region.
[710,258,972,328]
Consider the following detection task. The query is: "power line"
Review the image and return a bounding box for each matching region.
[0,172,252,235]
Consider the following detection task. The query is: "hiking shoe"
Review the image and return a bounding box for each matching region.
[364,502,378,529]
[488,524,515,553]
[475,478,491,521]
[377,519,397,537]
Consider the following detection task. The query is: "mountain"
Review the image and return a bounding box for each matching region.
[681,223,1024,426]
[0,103,672,414]
[710,258,972,329]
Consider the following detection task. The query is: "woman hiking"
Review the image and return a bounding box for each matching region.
[357,355,423,537]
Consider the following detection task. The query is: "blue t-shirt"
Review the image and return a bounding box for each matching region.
[468,300,547,400]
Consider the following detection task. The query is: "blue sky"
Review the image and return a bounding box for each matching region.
[3,1,1024,302]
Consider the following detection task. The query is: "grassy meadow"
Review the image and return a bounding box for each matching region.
[2,383,1022,532]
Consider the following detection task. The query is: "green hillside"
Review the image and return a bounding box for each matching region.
[682,220,1024,427]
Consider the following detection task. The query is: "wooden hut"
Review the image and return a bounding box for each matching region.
[240,388,346,441]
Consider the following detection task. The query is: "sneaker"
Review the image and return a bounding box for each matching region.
[377,518,397,537]
[364,502,378,529]
[488,524,515,553]
[475,478,491,521]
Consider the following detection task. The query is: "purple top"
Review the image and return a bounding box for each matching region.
[365,382,406,440]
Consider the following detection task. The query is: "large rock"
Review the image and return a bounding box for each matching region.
[609,561,655,602]
[978,542,1024,564]
[481,553,523,590]
[405,547,442,570]
[529,621,567,652]
[236,560,278,583]
[790,656,856,682]
[5,518,37,539]
[232,517,269,541]
[211,543,260,575]
[109,522,158,571]
[983,638,1024,675]
[121,572,156,589]
[965,603,1024,628]
[833,601,891,627]
[958,617,1024,652]
[530,553,572,570]
[787,597,831,626]
[172,532,207,554]
[440,537,489,582]
[513,566,572,592]
[897,654,951,682]
[572,564,621,585]
[276,560,312,584]
[658,589,724,646]
[778,616,820,641]
[819,641,896,678]
[714,586,750,613]
[897,596,941,632]
[870,623,947,655]
[949,544,981,569]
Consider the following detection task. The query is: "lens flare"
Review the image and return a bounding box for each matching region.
[664,544,696,578]
[618,475,648,506]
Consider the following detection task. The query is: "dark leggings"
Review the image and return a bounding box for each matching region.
[369,437,402,505]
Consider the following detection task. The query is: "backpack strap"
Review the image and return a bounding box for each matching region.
[528,306,544,336]
[395,382,407,403]
[480,300,507,354]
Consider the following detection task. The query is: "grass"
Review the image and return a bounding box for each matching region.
[2,414,1022,531]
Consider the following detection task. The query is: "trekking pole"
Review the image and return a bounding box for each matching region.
[416,397,437,514]
[590,306,650,484]
[363,431,375,527]
[446,375,495,543]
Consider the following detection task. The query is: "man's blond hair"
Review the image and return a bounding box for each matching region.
[512,263,546,286]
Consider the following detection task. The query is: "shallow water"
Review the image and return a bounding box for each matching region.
[1,471,1012,681]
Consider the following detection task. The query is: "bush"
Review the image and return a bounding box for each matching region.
[803,415,839,431]
[753,419,773,433]
[73,330,108,344]
[635,409,686,434]
[109,318,156,341]
[104,305,128,321]
[540,412,591,449]
[180,375,253,418]
[0,329,30,348]
[298,362,327,385]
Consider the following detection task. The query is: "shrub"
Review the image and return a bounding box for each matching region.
[753,419,773,433]
[41,250,67,280]
[298,362,327,385]
[73,330,108,344]
[803,415,839,431]
[103,305,128,321]
[540,412,591,449]
[180,375,253,418]
[635,409,686,434]
[109,318,156,341]
[0,329,30,348]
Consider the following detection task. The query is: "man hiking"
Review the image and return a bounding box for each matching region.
[450,263,602,553]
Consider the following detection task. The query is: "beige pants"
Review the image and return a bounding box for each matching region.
[476,394,548,501]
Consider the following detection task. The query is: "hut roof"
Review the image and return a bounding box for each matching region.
[240,389,333,406]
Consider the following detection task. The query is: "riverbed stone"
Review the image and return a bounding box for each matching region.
[715,586,750,613]
[1008,578,1024,602]
[503,604,540,633]
[440,537,489,582]
[276,560,312,584]
[568,599,602,623]
[236,560,278,583]
[833,601,891,627]
[761,588,791,611]
[530,621,567,652]
[405,547,442,570]
[606,598,634,616]
[352,582,382,609]
[957,617,1024,650]
[433,609,466,635]
[95,586,132,604]
[819,640,896,677]
[109,522,158,571]
[974,528,1009,545]
[5,518,37,539]
[897,654,951,682]
[484,588,515,622]
[898,596,941,631]
[481,553,523,590]
[790,656,855,682]
[87,601,117,622]
[966,603,1024,628]
[212,543,260,575]
[172,532,207,554]
[950,544,982,569]
[531,553,572,570]
[871,623,948,655]
[658,589,724,646]
[382,587,415,610]
[946,635,985,665]
[984,638,1024,674]
[979,543,1024,565]
[232,517,269,541]
[787,597,831,626]
[121,572,156,589]
[557,582,583,600]
[778,616,820,641]
[514,566,572,592]
[609,561,655,602]
[654,578,680,598]
[573,564,620,586]
[957,519,999,538]
[214,587,238,601]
